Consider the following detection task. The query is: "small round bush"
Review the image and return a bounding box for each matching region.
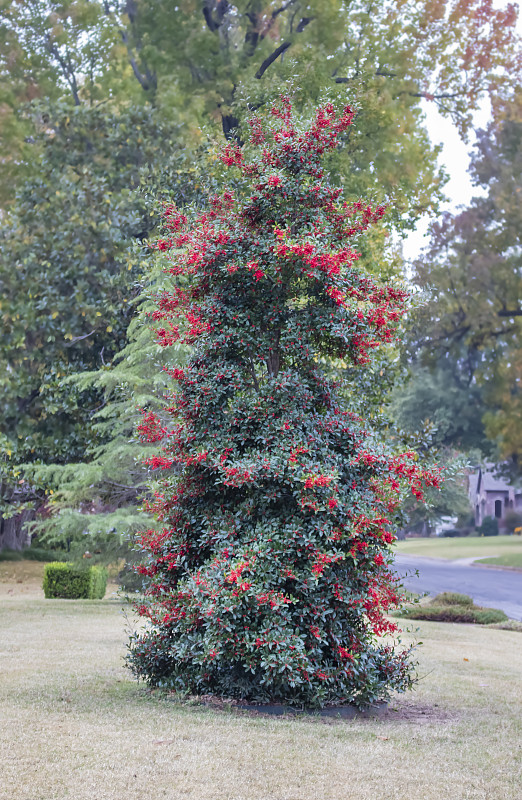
[398,594,509,625]
[479,516,499,536]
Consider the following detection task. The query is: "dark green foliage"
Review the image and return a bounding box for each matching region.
[0,102,199,549]
[21,250,194,567]
[0,102,184,472]
[480,516,499,537]
[0,544,64,562]
[43,562,108,599]
[21,547,63,562]
[0,548,23,562]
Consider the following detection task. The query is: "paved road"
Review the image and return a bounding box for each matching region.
[394,554,522,621]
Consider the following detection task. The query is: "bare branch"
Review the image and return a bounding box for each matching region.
[248,357,260,392]
[65,330,95,347]
[202,5,218,31]
[44,37,81,106]
[407,91,464,100]
[272,0,298,21]
[296,16,312,33]
[102,1,157,92]
[106,480,141,490]
[119,28,156,91]
[255,16,312,78]
[255,41,292,78]
[498,308,522,317]
[336,68,466,106]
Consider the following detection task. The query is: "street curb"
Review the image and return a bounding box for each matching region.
[470,563,522,573]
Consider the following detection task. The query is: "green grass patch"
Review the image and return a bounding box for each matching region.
[396,534,522,563]
[1,570,522,799]
[479,553,522,568]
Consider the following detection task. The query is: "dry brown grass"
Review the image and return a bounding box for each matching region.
[1,562,521,800]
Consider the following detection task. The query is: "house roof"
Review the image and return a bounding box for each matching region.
[480,471,511,492]
[468,472,479,499]
[470,465,519,498]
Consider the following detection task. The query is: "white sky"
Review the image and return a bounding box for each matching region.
[401,99,491,262]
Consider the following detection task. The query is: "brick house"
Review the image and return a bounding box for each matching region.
[468,466,522,530]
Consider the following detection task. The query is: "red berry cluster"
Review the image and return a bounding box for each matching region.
[127,100,440,709]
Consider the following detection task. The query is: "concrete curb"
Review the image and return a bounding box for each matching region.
[470,562,522,573]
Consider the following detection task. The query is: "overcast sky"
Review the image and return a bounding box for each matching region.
[402,99,490,262]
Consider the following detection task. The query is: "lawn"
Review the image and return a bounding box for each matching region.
[1,562,521,800]
[395,534,522,566]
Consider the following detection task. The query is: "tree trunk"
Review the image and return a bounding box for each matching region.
[0,508,34,551]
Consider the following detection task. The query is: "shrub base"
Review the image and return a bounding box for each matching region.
[234,701,388,718]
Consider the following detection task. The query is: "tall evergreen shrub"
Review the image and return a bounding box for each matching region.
[127,100,441,708]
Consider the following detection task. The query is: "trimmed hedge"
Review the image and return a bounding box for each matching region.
[43,562,108,599]
[399,605,508,624]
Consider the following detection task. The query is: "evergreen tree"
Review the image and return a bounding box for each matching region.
[22,257,187,566]
[127,100,440,708]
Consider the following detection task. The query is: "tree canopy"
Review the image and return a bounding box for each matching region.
[1,0,521,548]
[412,92,522,468]
[2,1,520,215]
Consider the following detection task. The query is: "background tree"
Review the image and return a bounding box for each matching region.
[411,91,522,470]
[0,0,131,203]
[0,102,193,548]
[391,361,491,454]
[22,256,190,580]
[2,1,519,211]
